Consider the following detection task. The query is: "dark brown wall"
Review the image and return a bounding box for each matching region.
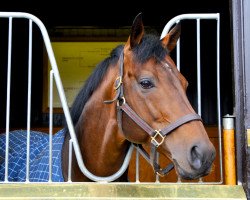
[231,0,250,197]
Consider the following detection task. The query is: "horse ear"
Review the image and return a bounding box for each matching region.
[161,22,181,52]
[126,12,144,49]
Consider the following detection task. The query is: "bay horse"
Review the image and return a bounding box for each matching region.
[0,13,215,182]
[61,13,216,182]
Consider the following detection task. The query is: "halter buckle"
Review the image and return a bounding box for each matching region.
[114,76,122,90]
[156,171,165,177]
[117,97,126,107]
[151,130,165,147]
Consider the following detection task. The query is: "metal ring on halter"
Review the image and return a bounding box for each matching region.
[114,76,122,90]
[117,97,126,107]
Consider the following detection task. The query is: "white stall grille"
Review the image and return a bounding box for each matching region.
[0,12,221,184]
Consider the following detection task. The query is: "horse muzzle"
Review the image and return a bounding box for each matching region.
[173,142,216,180]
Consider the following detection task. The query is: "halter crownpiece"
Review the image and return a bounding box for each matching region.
[104,50,202,176]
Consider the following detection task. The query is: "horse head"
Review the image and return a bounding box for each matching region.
[65,13,216,182]
[119,13,216,180]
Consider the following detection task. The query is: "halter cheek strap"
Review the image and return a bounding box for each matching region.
[104,51,202,176]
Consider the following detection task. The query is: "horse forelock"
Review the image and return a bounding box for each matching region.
[64,45,124,133]
[132,34,168,63]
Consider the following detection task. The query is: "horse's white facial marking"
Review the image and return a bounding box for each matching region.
[161,61,172,72]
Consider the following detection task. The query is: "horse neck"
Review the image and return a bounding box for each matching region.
[73,65,129,179]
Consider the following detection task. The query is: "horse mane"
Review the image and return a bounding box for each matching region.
[64,33,168,132]
[69,44,124,126]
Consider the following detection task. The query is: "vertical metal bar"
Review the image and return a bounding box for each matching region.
[4,17,13,182]
[48,70,54,182]
[68,139,73,182]
[135,149,140,182]
[177,176,181,183]
[177,36,181,71]
[26,19,33,182]
[176,20,181,71]
[216,15,223,183]
[197,19,202,116]
[155,152,159,183]
[196,19,203,183]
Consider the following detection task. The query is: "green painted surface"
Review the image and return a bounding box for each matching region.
[0,183,247,199]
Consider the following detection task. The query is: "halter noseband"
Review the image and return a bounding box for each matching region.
[104,51,202,177]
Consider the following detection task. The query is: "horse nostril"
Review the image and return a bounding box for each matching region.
[190,146,202,170]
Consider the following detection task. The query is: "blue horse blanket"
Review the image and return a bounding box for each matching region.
[0,129,65,182]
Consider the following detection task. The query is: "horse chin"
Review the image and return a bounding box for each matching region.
[173,159,212,180]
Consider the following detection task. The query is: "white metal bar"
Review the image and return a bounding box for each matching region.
[155,152,159,183]
[4,17,13,182]
[49,70,54,182]
[177,38,181,71]
[177,176,182,183]
[216,15,223,183]
[68,139,73,182]
[135,149,139,182]
[176,20,181,71]
[197,19,201,116]
[25,19,33,182]
[176,21,181,71]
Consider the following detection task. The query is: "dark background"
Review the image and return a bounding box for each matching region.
[0,0,230,28]
[0,0,233,129]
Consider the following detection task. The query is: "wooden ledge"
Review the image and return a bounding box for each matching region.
[0,183,247,199]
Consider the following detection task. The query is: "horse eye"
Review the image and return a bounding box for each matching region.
[140,79,154,89]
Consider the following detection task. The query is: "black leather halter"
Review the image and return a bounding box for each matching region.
[104,51,202,176]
